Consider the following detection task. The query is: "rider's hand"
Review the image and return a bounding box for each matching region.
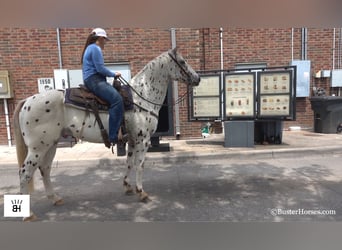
[115,72,121,78]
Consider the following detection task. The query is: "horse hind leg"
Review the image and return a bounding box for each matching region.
[39,144,63,206]
[19,151,39,195]
[19,151,41,221]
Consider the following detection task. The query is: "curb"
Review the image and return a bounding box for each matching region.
[2,144,342,169]
[39,145,342,168]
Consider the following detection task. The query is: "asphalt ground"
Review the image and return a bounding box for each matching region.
[1,130,342,222]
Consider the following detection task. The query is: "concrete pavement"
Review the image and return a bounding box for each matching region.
[1,130,342,168]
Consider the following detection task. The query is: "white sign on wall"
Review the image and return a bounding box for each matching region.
[37,78,54,93]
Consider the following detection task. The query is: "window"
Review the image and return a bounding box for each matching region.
[68,63,131,88]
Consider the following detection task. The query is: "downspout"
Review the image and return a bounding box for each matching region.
[301,27,308,60]
[57,28,63,69]
[291,28,294,61]
[339,28,342,69]
[219,28,224,121]
[333,28,336,70]
[170,28,181,138]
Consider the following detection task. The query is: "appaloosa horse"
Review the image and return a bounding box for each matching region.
[13,48,200,220]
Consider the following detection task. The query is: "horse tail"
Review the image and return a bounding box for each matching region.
[13,99,34,192]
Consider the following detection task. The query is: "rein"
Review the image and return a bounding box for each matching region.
[115,52,195,109]
[117,74,192,108]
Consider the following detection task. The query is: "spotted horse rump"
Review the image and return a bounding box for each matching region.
[13,47,200,221]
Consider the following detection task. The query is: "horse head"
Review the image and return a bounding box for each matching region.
[168,47,200,87]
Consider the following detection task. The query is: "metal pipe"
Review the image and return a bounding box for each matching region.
[339,28,342,69]
[4,99,12,147]
[170,28,181,138]
[220,27,224,121]
[56,28,63,69]
[291,28,294,61]
[301,28,304,60]
[333,28,336,70]
[340,29,342,96]
[305,28,308,60]
[301,27,308,60]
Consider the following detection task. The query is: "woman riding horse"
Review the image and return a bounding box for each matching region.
[81,28,125,147]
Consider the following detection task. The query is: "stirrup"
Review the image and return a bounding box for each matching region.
[117,133,128,156]
[110,133,128,156]
[110,140,127,156]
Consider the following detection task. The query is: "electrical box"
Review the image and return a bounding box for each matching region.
[331,69,342,87]
[321,70,331,78]
[0,70,14,99]
[54,69,69,90]
[68,69,83,88]
[290,60,311,97]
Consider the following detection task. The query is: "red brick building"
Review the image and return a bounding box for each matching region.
[0,28,340,145]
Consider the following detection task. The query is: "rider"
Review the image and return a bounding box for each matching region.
[81,28,125,147]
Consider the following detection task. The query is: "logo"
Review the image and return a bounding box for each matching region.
[3,195,30,218]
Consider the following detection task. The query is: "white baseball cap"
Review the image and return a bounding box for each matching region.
[92,28,110,40]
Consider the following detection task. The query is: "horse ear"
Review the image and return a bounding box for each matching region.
[170,47,178,56]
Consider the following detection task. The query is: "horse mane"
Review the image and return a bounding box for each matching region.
[130,51,169,84]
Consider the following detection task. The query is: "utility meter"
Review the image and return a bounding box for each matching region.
[0,70,13,99]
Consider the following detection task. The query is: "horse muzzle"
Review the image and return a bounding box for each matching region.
[190,75,200,86]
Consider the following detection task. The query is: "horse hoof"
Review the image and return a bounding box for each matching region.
[23,213,37,222]
[125,189,134,195]
[124,185,134,195]
[139,192,150,202]
[54,199,64,206]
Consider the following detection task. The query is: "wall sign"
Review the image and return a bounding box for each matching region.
[37,78,54,93]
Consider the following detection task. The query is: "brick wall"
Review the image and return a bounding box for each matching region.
[201,28,337,130]
[0,28,60,144]
[0,28,202,144]
[0,28,339,144]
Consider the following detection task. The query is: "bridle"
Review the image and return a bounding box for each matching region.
[167,50,194,82]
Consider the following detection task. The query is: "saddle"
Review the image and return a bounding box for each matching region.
[65,82,133,112]
[64,81,133,152]
[65,85,109,111]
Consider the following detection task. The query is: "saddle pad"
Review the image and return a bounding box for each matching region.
[64,87,109,111]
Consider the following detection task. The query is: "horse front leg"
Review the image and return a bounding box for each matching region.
[123,142,134,195]
[134,145,150,202]
[124,141,149,201]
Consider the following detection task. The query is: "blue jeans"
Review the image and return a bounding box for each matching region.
[84,74,123,142]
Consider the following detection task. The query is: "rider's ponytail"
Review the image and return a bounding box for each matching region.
[80,32,98,64]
